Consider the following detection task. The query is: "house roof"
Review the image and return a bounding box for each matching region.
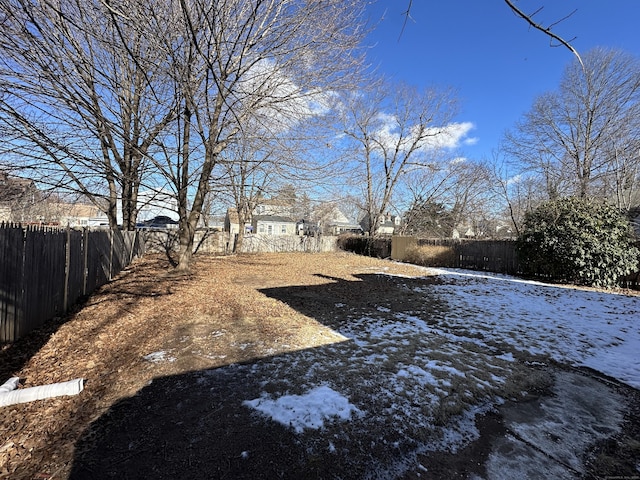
[253,215,296,223]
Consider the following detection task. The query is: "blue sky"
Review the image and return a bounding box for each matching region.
[364,0,640,162]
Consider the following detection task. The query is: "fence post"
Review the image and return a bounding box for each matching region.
[83,228,89,296]
[63,227,70,312]
[109,228,114,281]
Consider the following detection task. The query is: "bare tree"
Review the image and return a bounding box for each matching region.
[488,149,547,237]
[150,0,366,270]
[215,112,339,252]
[602,125,640,211]
[442,160,494,236]
[339,80,459,236]
[400,155,472,234]
[401,158,494,237]
[0,0,177,229]
[504,48,640,204]
[218,137,280,253]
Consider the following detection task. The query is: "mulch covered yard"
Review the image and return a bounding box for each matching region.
[0,252,427,479]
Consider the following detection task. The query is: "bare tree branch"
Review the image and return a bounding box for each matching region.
[338,80,458,237]
[504,0,584,70]
[399,0,413,40]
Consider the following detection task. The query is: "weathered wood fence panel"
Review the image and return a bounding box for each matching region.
[85,230,112,295]
[65,229,85,311]
[416,238,520,275]
[0,226,24,342]
[390,236,417,261]
[22,228,67,340]
[0,225,144,342]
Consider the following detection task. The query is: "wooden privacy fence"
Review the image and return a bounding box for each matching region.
[0,224,145,342]
[391,236,520,274]
[419,238,520,274]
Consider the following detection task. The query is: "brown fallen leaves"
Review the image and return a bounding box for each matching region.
[0,251,427,479]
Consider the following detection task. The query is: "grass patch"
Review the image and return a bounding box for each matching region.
[501,367,555,400]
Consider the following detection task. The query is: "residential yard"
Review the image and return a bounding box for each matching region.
[0,252,639,479]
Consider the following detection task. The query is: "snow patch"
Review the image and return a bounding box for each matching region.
[243,385,362,433]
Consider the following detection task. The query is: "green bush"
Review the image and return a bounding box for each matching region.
[517,197,640,288]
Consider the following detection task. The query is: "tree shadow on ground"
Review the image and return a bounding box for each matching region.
[69,273,464,480]
[69,347,364,480]
[69,271,639,480]
[260,272,448,330]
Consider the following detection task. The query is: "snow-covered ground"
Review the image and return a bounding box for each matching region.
[429,269,640,388]
[218,268,639,477]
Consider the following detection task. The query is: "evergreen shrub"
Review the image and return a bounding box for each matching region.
[517,197,640,288]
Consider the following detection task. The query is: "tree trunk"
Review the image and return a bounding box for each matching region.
[176,215,197,271]
[234,228,245,253]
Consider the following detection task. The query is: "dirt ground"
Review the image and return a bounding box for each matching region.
[0,252,638,479]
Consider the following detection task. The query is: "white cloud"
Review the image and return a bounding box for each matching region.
[449,156,467,165]
[507,174,522,185]
[420,122,476,150]
[370,119,475,155]
[238,58,333,134]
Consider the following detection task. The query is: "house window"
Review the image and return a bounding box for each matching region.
[267,225,273,235]
[281,224,287,234]
[258,224,265,233]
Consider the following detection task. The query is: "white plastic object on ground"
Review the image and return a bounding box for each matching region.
[0,377,84,407]
[0,377,20,393]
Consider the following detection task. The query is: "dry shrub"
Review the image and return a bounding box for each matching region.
[404,244,457,267]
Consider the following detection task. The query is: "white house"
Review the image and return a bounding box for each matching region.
[226,196,296,236]
[314,205,362,235]
[360,212,401,236]
[225,208,253,235]
[137,189,178,223]
[252,215,297,235]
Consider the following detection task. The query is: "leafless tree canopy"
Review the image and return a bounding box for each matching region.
[3,0,638,257]
[0,0,177,229]
[164,0,366,268]
[338,80,460,236]
[504,48,640,207]
[0,0,367,268]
